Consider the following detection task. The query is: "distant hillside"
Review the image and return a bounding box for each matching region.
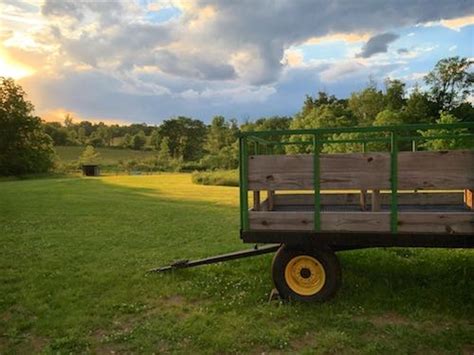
[55,146,156,165]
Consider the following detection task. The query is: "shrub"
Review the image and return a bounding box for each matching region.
[191,170,238,186]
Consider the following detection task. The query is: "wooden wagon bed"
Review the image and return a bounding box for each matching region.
[246,150,474,235]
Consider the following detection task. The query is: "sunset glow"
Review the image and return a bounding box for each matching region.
[0,56,33,79]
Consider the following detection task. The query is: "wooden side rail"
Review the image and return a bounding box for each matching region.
[248,150,474,191]
[249,211,474,234]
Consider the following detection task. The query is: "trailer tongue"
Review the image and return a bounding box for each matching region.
[148,244,280,273]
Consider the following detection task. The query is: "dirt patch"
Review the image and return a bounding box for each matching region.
[30,336,47,352]
[162,295,186,306]
[462,344,474,355]
[369,312,411,327]
[290,332,318,350]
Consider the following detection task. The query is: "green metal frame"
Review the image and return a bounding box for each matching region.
[239,122,474,234]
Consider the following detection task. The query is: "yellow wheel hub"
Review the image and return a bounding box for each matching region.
[284,255,326,296]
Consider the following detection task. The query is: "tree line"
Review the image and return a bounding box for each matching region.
[1,56,472,176]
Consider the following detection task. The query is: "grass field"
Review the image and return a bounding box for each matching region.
[1,174,473,353]
[54,146,156,165]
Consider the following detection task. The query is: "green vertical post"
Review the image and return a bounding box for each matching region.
[241,137,249,231]
[238,137,243,229]
[362,141,367,153]
[313,134,321,232]
[390,132,398,234]
[412,140,416,152]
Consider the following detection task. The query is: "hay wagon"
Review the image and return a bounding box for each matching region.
[154,122,474,302]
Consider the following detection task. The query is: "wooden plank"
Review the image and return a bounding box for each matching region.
[398,212,474,234]
[322,212,390,232]
[249,210,473,234]
[267,190,275,211]
[253,191,260,211]
[321,153,390,190]
[371,189,381,212]
[248,151,474,191]
[248,153,390,190]
[272,192,464,206]
[465,189,473,210]
[273,193,361,206]
[393,192,463,205]
[249,211,313,231]
[398,151,474,190]
[249,211,390,232]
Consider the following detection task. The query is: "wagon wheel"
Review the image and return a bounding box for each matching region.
[271,245,341,302]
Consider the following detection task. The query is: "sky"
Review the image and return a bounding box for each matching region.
[0,0,473,125]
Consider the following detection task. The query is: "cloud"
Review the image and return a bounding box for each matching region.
[2,0,474,122]
[37,0,474,86]
[357,33,400,58]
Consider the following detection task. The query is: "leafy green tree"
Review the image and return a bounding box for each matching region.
[77,126,87,144]
[450,102,474,123]
[0,77,55,176]
[424,56,473,111]
[158,116,207,160]
[88,131,105,147]
[149,128,161,150]
[200,143,238,170]
[287,103,354,153]
[157,137,171,162]
[374,110,407,126]
[404,86,436,124]
[205,116,237,154]
[64,114,74,128]
[79,145,100,165]
[384,79,406,110]
[348,84,385,126]
[200,116,239,169]
[131,130,146,150]
[122,133,132,148]
[419,112,473,150]
[43,122,69,145]
[96,124,112,146]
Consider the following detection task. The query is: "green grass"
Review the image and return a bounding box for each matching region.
[1,174,473,353]
[192,170,238,186]
[54,146,156,165]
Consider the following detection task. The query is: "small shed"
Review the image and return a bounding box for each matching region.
[82,164,100,176]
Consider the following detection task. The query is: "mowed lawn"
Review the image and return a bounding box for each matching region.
[0,174,473,353]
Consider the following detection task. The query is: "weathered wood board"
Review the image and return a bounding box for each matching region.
[248,151,474,191]
[398,151,474,189]
[272,192,464,206]
[248,210,474,234]
[248,153,390,190]
[249,211,390,232]
[398,212,474,234]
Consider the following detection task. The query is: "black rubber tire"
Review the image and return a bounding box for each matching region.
[271,245,341,302]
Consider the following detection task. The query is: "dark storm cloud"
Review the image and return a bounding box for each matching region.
[153,50,236,81]
[357,33,400,58]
